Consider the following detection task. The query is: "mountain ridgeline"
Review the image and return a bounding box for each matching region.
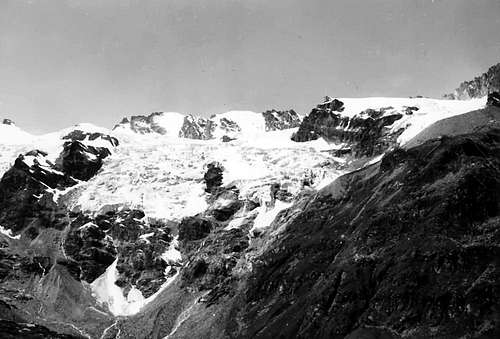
[113,109,301,140]
[444,62,500,99]
[0,64,500,338]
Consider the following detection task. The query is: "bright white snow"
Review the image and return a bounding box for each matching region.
[0,225,21,239]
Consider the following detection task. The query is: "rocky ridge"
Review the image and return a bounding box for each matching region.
[444,63,500,99]
[115,109,301,141]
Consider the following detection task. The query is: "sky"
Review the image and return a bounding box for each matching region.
[1,0,500,134]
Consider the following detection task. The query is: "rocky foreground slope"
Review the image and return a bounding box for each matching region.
[0,88,499,338]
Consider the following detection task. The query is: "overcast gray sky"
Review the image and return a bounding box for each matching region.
[1,0,500,133]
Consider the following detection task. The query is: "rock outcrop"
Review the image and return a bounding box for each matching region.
[2,119,15,126]
[487,91,500,108]
[57,141,111,181]
[262,109,301,131]
[292,98,403,156]
[178,115,215,140]
[63,129,119,147]
[203,162,224,193]
[64,208,174,297]
[0,151,75,234]
[444,63,500,99]
[114,112,169,134]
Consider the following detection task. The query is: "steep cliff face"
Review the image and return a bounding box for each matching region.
[292,98,406,156]
[444,63,500,99]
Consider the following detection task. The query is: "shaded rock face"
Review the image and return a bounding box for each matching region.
[317,96,345,111]
[63,129,119,147]
[64,208,173,297]
[292,100,403,156]
[2,118,15,125]
[178,216,213,242]
[207,186,243,222]
[487,91,500,108]
[444,63,500,99]
[178,115,215,140]
[181,227,249,304]
[0,152,75,234]
[237,129,500,339]
[63,215,116,283]
[262,109,301,131]
[58,141,111,181]
[204,162,224,193]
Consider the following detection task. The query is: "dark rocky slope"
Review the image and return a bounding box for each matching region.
[235,128,500,339]
[112,126,500,339]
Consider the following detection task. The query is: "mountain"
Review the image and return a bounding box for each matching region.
[0,68,500,338]
[444,63,500,99]
[291,95,486,156]
[114,109,301,141]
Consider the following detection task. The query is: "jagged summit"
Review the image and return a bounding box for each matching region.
[444,62,500,99]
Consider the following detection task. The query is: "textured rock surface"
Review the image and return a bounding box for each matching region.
[0,319,80,339]
[114,112,170,134]
[292,99,403,156]
[0,152,74,234]
[237,128,500,339]
[487,91,500,108]
[57,141,111,181]
[203,162,224,193]
[262,109,301,131]
[64,208,173,296]
[178,115,215,139]
[444,63,500,99]
[63,129,119,147]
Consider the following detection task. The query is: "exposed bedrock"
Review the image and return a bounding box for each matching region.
[291,98,404,157]
[58,141,111,181]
